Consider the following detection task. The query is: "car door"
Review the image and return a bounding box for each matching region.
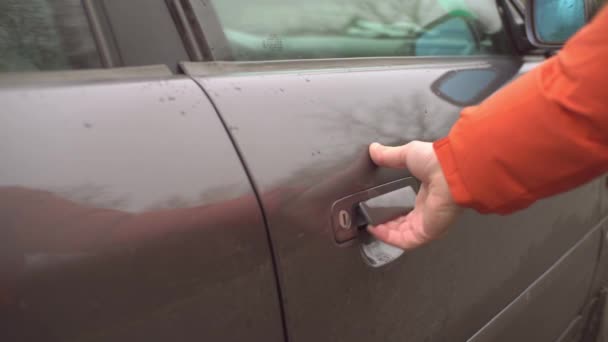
[178,0,607,341]
[0,1,283,341]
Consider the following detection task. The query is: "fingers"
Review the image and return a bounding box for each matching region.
[367,185,462,250]
[368,211,433,250]
[367,141,460,250]
[369,142,411,169]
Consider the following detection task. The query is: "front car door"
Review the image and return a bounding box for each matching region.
[179,0,608,341]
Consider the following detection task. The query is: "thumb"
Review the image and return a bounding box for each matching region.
[369,142,411,169]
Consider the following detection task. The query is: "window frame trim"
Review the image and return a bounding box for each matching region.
[166,0,233,61]
[82,0,123,68]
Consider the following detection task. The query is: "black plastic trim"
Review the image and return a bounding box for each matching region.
[166,0,233,61]
[82,0,123,67]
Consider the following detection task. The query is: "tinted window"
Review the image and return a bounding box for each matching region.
[209,0,509,61]
[0,0,101,72]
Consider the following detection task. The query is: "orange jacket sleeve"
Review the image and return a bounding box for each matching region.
[433,7,608,215]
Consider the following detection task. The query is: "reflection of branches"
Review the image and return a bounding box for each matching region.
[0,0,99,71]
[0,0,65,70]
[271,91,457,189]
[313,93,441,144]
[50,0,100,68]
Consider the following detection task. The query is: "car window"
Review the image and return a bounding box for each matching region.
[209,0,510,61]
[0,0,101,72]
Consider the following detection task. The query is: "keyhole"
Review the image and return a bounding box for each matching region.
[338,210,352,230]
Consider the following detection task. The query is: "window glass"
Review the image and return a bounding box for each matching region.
[0,0,101,72]
[209,0,509,61]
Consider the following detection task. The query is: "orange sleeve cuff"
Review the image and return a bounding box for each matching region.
[433,138,487,213]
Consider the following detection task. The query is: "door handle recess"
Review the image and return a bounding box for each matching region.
[331,177,420,245]
[358,181,420,267]
[356,184,418,228]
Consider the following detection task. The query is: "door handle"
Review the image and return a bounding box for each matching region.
[356,183,418,228]
[358,181,419,267]
[331,177,420,267]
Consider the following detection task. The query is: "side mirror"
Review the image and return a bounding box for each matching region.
[525,0,594,48]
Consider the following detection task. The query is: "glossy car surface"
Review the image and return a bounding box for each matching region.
[1,1,606,341]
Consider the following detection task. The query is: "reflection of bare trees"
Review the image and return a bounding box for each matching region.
[0,0,65,70]
[313,91,454,149]
[275,91,458,188]
[322,96,430,141]
[0,0,99,72]
[50,0,100,68]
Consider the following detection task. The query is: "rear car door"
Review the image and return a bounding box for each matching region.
[0,1,283,341]
[179,0,607,341]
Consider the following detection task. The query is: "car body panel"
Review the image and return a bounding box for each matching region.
[186,57,604,341]
[2,0,607,340]
[0,70,283,342]
[468,219,605,342]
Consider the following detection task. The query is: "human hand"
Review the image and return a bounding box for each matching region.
[367,141,463,250]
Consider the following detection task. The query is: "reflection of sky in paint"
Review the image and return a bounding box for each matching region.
[1,79,248,212]
[535,0,585,42]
